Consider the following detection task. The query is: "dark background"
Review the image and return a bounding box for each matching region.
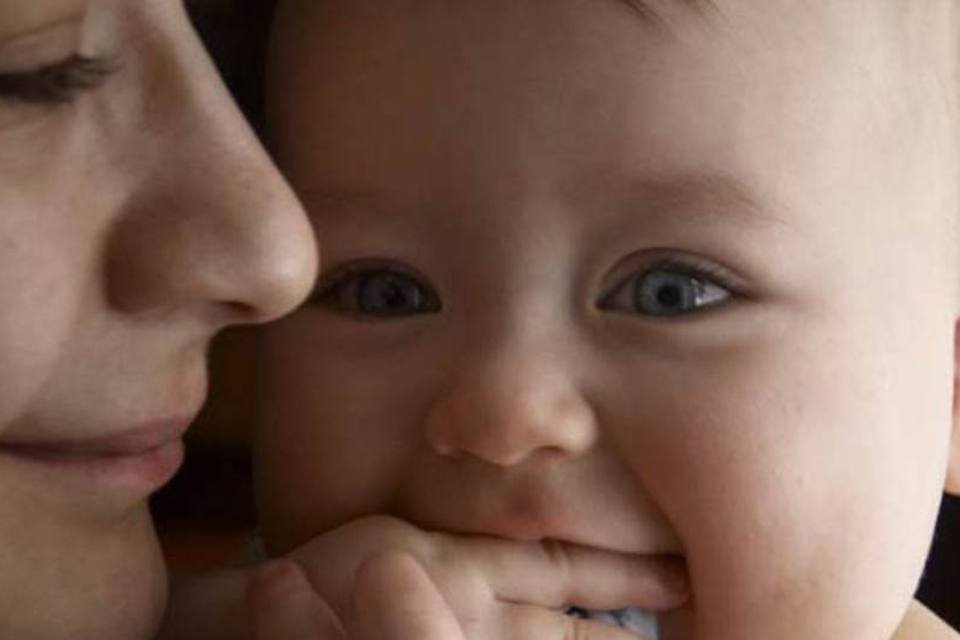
[154,0,959,629]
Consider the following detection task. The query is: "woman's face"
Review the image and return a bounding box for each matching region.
[0,1,317,638]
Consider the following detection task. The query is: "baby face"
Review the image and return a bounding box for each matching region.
[258,1,960,638]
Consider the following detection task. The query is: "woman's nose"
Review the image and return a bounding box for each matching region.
[425,340,598,467]
[104,16,318,325]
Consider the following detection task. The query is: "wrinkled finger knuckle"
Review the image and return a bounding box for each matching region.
[507,606,576,640]
[541,539,574,586]
[248,559,304,603]
[569,616,593,640]
[423,530,452,565]
[355,548,421,589]
[502,606,531,640]
[352,514,419,542]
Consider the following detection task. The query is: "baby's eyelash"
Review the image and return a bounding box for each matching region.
[650,256,739,290]
[0,54,118,104]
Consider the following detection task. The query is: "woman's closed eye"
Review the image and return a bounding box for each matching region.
[313,262,442,319]
[0,54,117,105]
[599,259,736,318]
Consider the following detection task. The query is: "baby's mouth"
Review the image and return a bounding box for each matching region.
[565,606,659,639]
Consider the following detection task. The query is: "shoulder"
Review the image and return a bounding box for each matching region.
[892,601,960,640]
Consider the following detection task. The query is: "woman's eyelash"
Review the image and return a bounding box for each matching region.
[0,54,118,104]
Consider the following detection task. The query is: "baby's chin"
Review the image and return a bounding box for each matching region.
[566,606,660,638]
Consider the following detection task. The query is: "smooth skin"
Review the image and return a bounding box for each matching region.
[257,1,960,639]
[0,1,318,637]
[0,2,640,640]
[163,514,690,640]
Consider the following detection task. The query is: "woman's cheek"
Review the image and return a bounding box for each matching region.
[0,259,74,431]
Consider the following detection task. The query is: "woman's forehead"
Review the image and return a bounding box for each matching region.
[0,0,84,42]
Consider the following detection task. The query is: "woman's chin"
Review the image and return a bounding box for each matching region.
[0,507,168,640]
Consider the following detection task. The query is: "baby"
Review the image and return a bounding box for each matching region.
[254,1,960,638]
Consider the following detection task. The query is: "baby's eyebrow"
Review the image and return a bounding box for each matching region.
[615,0,713,25]
[302,173,789,231]
[617,173,790,230]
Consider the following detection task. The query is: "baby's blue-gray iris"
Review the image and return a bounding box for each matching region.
[354,272,428,315]
[319,265,441,317]
[636,269,704,316]
[599,263,731,317]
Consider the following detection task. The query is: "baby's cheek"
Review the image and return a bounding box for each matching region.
[256,324,428,551]
[663,465,880,639]
[613,353,936,640]
[256,409,401,552]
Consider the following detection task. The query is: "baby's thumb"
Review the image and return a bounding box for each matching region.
[247,559,346,640]
[351,551,466,640]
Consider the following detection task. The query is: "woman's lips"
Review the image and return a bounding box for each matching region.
[0,420,189,494]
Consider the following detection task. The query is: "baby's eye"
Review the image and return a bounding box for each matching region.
[314,266,441,318]
[599,266,732,317]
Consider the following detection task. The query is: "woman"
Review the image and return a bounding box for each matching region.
[0,2,466,638]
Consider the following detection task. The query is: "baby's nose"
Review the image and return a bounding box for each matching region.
[425,350,598,467]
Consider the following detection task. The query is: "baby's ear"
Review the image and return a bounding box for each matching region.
[948,319,960,496]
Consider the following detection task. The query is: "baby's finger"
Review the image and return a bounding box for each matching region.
[351,551,466,640]
[502,603,655,640]
[248,559,346,640]
[453,537,688,611]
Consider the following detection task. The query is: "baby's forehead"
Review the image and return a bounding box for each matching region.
[273,0,959,272]
[279,0,956,144]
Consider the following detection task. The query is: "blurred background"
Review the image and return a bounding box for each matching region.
[153,0,959,629]
[152,0,275,569]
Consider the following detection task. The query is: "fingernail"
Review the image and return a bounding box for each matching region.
[255,559,300,589]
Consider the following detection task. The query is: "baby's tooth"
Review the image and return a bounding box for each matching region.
[589,610,621,627]
[616,607,659,639]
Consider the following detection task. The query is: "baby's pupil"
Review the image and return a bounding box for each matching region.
[656,284,683,309]
[361,273,422,313]
[636,270,696,315]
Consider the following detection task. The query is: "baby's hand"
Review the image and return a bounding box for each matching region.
[248,554,466,640]
[246,560,343,639]
[160,550,466,640]
[286,515,689,640]
[159,515,687,640]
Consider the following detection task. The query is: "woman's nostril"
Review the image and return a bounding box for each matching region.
[224,300,259,321]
